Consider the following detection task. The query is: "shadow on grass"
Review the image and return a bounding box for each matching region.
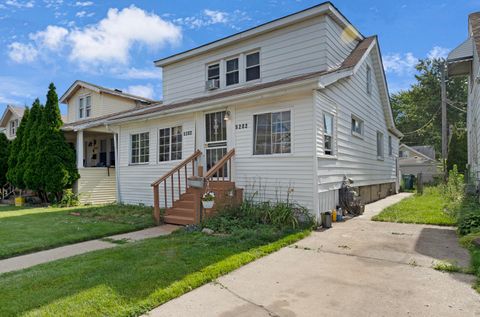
[0,228,305,316]
[0,205,156,259]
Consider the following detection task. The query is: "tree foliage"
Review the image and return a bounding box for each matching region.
[0,133,10,187]
[6,107,29,189]
[391,58,468,160]
[447,127,468,174]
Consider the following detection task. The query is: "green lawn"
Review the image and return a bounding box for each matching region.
[0,204,155,259]
[372,187,456,226]
[0,227,309,317]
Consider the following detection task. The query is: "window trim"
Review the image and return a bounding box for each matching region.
[388,135,393,157]
[78,94,92,119]
[366,65,372,95]
[252,109,293,157]
[376,131,384,160]
[130,132,150,165]
[351,115,364,138]
[207,62,220,81]
[158,125,183,163]
[323,112,335,156]
[245,51,261,82]
[225,57,240,86]
[9,119,17,137]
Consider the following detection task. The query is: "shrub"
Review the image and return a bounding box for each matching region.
[56,189,80,208]
[442,165,464,203]
[458,210,480,236]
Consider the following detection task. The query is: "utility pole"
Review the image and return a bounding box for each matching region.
[441,61,448,180]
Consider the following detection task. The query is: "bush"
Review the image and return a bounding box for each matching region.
[442,165,465,203]
[458,210,480,235]
[56,189,80,208]
[202,201,315,234]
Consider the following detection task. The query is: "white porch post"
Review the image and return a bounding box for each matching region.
[76,130,84,169]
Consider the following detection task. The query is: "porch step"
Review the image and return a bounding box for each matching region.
[164,214,195,225]
[165,207,194,218]
[173,200,194,209]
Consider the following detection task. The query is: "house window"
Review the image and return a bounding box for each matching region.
[226,58,239,86]
[323,113,334,155]
[9,119,18,137]
[366,65,372,94]
[388,135,393,156]
[351,116,364,136]
[377,131,384,158]
[159,126,183,162]
[254,111,291,155]
[246,52,260,81]
[207,63,220,81]
[131,132,149,164]
[79,96,91,119]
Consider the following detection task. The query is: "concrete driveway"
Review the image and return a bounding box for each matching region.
[146,193,480,317]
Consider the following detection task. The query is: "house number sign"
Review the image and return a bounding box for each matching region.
[183,130,193,136]
[235,123,248,130]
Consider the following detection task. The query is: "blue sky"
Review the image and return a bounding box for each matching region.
[0,0,479,116]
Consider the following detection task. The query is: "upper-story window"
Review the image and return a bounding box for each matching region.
[388,135,393,156]
[226,58,239,86]
[351,115,364,137]
[377,131,384,159]
[9,119,18,137]
[366,65,372,95]
[246,52,260,81]
[79,95,91,119]
[208,64,220,81]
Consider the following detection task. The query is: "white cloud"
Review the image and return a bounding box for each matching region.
[8,42,38,63]
[68,5,181,65]
[125,84,155,99]
[204,9,228,24]
[383,52,418,75]
[74,1,93,6]
[30,25,68,50]
[5,0,35,8]
[75,10,94,18]
[427,46,449,59]
[174,9,231,29]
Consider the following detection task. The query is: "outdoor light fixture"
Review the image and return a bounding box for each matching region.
[224,110,231,121]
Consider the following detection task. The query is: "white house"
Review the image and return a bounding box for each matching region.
[448,12,480,183]
[59,80,158,204]
[399,144,439,183]
[0,105,25,140]
[63,3,403,224]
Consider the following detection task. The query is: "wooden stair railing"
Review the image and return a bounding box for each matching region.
[205,149,235,182]
[151,150,202,225]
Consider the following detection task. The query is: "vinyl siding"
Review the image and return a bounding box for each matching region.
[314,50,399,212]
[162,15,329,103]
[468,47,480,179]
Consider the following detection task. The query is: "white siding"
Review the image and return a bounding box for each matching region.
[162,15,330,103]
[314,51,399,212]
[468,48,480,180]
[117,113,196,206]
[325,15,358,69]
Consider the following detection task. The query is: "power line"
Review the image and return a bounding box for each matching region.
[402,107,441,136]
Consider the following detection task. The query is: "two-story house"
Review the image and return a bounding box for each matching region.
[0,105,25,140]
[59,80,158,204]
[448,12,480,184]
[73,2,402,224]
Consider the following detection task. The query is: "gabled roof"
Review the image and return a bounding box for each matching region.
[154,2,363,67]
[0,105,25,128]
[448,12,480,76]
[400,144,436,161]
[59,80,159,104]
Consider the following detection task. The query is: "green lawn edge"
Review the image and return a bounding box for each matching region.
[124,229,311,317]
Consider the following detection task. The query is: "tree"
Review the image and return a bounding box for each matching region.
[0,133,10,187]
[447,127,468,174]
[391,58,468,166]
[37,83,79,201]
[6,107,29,189]
[23,99,44,195]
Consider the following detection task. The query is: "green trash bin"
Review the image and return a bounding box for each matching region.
[402,174,415,190]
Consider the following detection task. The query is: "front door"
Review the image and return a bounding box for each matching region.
[205,111,228,177]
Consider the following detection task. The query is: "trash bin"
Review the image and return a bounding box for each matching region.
[402,174,415,190]
[322,212,332,228]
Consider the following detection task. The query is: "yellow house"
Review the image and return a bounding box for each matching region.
[0,105,25,141]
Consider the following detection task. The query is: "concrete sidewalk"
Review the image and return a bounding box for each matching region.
[0,224,179,274]
[145,193,480,317]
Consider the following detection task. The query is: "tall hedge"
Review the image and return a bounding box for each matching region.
[0,133,9,187]
[23,99,44,193]
[6,107,29,189]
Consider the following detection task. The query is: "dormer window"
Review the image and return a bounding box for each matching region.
[246,52,260,81]
[79,95,91,119]
[226,58,239,86]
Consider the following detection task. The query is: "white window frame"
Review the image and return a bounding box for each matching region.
[323,112,334,156]
[366,65,372,95]
[377,131,384,160]
[225,57,240,86]
[253,110,292,156]
[207,62,220,81]
[130,132,150,165]
[388,135,393,156]
[245,51,260,82]
[351,115,364,138]
[79,95,91,119]
[9,119,17,137]
[158,126,183,162]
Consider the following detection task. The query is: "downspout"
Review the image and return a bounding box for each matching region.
[105,124,122,203]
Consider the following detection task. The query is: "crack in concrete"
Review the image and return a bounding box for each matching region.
[213,281,280,317]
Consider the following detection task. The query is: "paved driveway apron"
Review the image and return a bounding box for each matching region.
[146,193,480,317]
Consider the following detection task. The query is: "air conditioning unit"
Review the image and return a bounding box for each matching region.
[206,79,220,90]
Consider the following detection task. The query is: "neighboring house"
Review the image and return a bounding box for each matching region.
[399,144,439,183]
[0,105,25,140]
[448,12,480,183]
[59,80,158,204]
[66,2,402,224]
